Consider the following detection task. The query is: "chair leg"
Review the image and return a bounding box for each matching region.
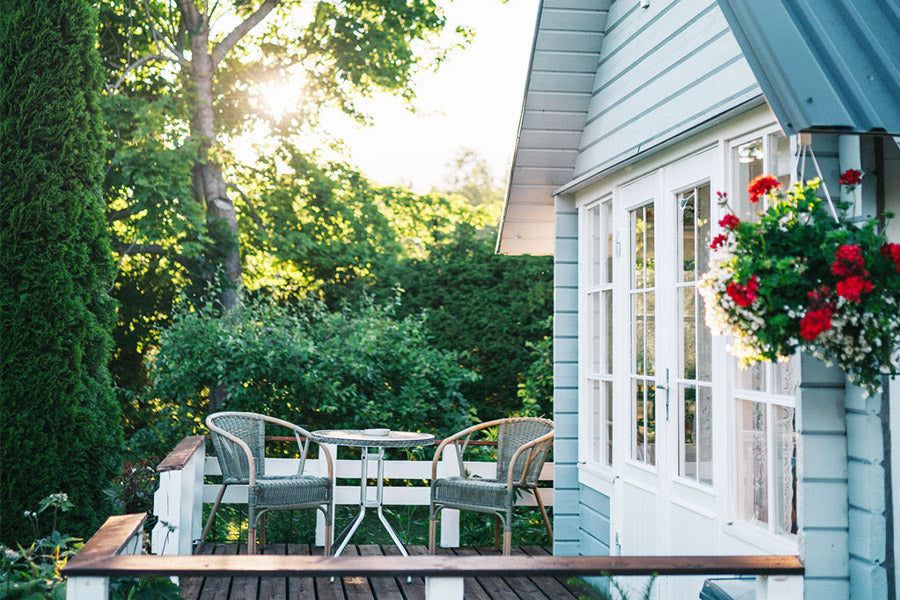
[535,489,553,543]
[248,526,257,555]
[260,513,267,551]
[493,515,501,549]
[199,484,228,552]
[502,509,512,556]
[324,522,333,556]
[428,509,438,554]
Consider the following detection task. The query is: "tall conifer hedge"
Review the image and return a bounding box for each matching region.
[0,0,122,543]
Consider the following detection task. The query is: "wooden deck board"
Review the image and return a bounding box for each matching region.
[180,544,577,600]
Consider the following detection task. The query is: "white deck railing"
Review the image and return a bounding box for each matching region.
[150,435,554,557]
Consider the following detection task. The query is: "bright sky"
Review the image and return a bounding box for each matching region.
[323,0,540,194]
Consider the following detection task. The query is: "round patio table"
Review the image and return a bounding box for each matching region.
[310,429,434,557]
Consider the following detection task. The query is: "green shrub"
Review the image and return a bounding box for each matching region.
[0,0,122,544]
[144,295,477,444]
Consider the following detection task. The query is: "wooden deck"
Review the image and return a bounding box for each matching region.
[181,543,590,600]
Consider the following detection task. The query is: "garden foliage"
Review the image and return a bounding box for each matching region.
[142,295,477,449]
[0,0,122,544]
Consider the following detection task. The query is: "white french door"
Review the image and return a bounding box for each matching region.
[611,149,721,596]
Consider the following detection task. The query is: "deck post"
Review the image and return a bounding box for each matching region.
[152,436,205,556]
[756,574,804,599]
[425,576,464,599]
[440,444,461,548]
[317,442,338,548]
[65,576,109,600]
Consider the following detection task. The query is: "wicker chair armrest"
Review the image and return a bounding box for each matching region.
[206,423,258,487]
[259,415,333,479]
[506,431,554,490]
[430,418,511,479]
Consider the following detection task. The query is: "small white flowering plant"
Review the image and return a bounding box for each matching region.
[699,173,900,395]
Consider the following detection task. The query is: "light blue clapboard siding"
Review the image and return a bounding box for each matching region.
[579,485,611,556]
[553,195,580,555]
[573,0,761,179]
[845,382,890,599]
[796,352,850,599]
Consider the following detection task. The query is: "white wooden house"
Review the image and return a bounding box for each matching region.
[498,1,900,598]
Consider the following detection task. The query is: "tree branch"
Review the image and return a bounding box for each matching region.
[212,0,279,66]
[227,183,264,229]
[143,0,189,67]
[107,54,176,92]
[112,241,193,269]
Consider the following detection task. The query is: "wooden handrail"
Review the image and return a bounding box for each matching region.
[65,551,803,578]
[65,514,802,579]
[156,436,205,472]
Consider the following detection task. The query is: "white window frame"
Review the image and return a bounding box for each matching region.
[578,196,616,474]
[723,126,800,541]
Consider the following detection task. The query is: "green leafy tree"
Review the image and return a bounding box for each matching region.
[99,0,466,311]
[0,0,122,543]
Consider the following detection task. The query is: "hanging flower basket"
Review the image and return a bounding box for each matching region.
[699,173,900,395]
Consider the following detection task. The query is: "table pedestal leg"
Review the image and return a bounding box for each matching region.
[331,446,411,560]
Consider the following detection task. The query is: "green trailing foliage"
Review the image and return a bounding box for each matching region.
[138,295,477,453]
[0,0,122,544]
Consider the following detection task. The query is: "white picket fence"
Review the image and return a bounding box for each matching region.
[150,436,553,557]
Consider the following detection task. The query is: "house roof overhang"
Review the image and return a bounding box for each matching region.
[716,0,900,137]
[496,0,611,256]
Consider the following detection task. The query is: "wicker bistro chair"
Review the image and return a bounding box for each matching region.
[428,417,554,556]
[202,412,334,555]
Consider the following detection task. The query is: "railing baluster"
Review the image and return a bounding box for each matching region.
[440,443,461,548]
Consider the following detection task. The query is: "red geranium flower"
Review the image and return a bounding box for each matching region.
[836,276,874,302]
[881,242,900,273]
[747,174,781,203]
[831,244,867,278]
[800,308,832,341]
[719,214,740,230]
[839,169,863,186]
[710,233,728,250]
[726,276,759,307]
[807,286,836,312]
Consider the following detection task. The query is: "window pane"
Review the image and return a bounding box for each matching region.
[604,201,614,284]
[773,405,797,534]
[632,210,644,288]
[605,380,613,465]
[697,385,713,485]
[591,380,601,463]
[634,294,644,374]
[680,385,697,480]
[590,293,601,373]
[696,184,711,278]
[735,138,764,221]
[603,290,613,375]
[646,292,655,377]
[682,287,696,379]
[646,384,656,466]
[736,362,766,392]
[697,290,713,382]
[633,381,644,461]
[773,359,796,396]
[770,133,792,188]
[588,205,601,286]
[645,205,655,287]
[737,399,768,524]
[681,190,696,282]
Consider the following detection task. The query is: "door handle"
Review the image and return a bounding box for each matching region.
[658,368,670,420]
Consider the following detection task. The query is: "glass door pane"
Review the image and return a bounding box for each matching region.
[630,204,655,466]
